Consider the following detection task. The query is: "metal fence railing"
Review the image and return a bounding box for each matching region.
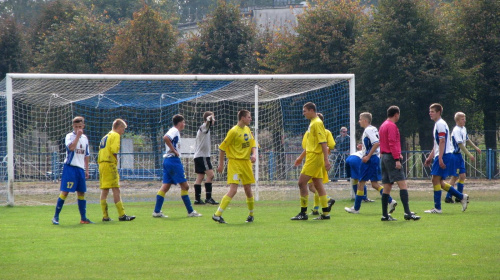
[5,149,500,182]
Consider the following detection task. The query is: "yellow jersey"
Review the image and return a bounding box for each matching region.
[304,117,327,154]
[219,125,256,160]
[302,129,336,151]
[98,131,121,164]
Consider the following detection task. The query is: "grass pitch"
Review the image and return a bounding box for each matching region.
[1,195,499,280]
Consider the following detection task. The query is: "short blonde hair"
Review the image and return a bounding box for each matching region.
[113,118,127,129]
[454,112,465,121]
[360,112,372,124]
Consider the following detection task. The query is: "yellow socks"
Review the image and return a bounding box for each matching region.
[319,195,329,215]
[246,196,254,216]
[215,195,232,216]
[313,191,320,209]
[115,200,125,217]
[100,199,108,218]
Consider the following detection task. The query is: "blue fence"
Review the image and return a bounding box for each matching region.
[7,149,500,182]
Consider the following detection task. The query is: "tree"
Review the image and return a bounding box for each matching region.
[0,15,30,79]
[30,0,81,48]
[103,5,185,74]
[33,13,116,73]
[261,0,366,74]
[0,0,46,26]
[187,0,258,74]
[81,0,178,24]
[352,0,453,150]
[448,0,500,149]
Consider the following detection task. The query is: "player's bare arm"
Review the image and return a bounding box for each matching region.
[250,147,257,163]
[424,150,434,167]
[84,156,90,179]
[321,142,331,170]
[459,142,475,161]
[295,150,306,166]
[217,149,225,173]
[362,142,380,163]
[68,128,83,151]
[438,138,446,169]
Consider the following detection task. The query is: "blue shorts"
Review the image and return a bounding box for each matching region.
[345,155,361,180]
[431,153,453,178]
[451,153,466,177]
[162,157,187,184]
[359,155,382,182]
[60,165,86,193]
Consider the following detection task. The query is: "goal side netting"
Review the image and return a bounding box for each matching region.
[0,74,355,206]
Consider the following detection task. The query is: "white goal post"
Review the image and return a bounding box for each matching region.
[1,73,355,205]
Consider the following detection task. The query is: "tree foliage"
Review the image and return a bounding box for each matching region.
[30,0,82,48]
[103,5,184,74]
[187,0,258,74]
[447,0,500,149]
[353,0,452,149]
[0,15,30,79]
[81,0,178,24]
[33,13,116,73]
[261,0,366,74]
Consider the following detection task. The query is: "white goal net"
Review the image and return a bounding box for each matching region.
[0,74,355,205]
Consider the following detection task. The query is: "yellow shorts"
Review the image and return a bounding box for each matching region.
[308,169,329,184]
[227,159,255,185]
[301,152,326,179]
[99,162,120,189]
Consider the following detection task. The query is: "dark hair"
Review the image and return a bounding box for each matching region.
[429,103,443,114]
[317,113,324,122]
[387,106,400,118]
[203,111,213,121]
[303,102,316,112]
[72,116,84,124]
[238,109,250,120]
[172,114,184,126]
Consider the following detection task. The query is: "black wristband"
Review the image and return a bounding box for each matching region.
[394,159,400,162]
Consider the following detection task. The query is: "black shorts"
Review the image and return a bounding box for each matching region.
[381,154,405,184]
[194,157,213,174]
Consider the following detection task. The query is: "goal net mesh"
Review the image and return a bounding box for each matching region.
[0,75,352,205]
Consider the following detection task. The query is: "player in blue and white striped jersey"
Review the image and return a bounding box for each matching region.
[52,116,92,225]
[152,114,202,218]
[424,104,469,214]
[445,112,481,204]
[345,113,396,214]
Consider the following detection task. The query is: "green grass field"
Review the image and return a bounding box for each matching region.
[1,193,499,280]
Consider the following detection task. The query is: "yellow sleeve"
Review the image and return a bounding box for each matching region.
[108,132,121,154]
[219,127,236,152]
[326,130,336,150]
[301,132,308,150]
[313,120,327,144]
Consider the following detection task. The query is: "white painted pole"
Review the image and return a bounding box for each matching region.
[254,85,259,201]
[6,75,15,206]
[349,76,356,154]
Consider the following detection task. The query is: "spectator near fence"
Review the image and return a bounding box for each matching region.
[333,127,350,179]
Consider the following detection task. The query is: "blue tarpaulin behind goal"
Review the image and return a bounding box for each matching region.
[74,80,233,109]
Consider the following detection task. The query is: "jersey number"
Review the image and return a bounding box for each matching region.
[66,182,74,189]
[99,136,108,149]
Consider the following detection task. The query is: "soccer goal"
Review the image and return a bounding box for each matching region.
[0,74,355,205]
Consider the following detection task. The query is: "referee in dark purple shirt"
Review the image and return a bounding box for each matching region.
[379,106,420,221]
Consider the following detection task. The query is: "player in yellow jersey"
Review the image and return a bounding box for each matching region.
[212,109,257,224]
[98,119,135,222]
[291,103,335,221]
[294,113,335,216]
